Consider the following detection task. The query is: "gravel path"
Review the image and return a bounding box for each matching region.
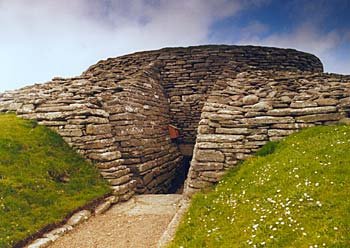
[49,194,183,248]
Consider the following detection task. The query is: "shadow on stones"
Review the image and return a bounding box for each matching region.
[167,156,192,194]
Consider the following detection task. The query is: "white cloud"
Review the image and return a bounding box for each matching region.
[258,24,341,56]
[0,0,241,91]
[0,0,348,92]
[237,22,350,74]
[238,21,269,41]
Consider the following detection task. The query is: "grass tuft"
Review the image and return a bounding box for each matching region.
[0,114,111,247]
[255,141,279,157]
[170,125,350,247]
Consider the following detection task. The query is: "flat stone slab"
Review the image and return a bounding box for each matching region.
[49,194,183,248]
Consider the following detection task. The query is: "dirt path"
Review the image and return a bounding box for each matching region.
[49,194,183,248]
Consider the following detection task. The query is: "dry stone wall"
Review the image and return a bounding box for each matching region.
[0,63,182,197]
[185,70,350,194]
[85,45,323,144]
[103,64,182,194]
[0,76,137,201]
[2,44,344,200]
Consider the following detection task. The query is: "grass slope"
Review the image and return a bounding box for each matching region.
[171,125,350,248]
[0,114,111,247]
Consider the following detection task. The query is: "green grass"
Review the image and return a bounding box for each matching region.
[170,125,350,248]
[0,114,111,247]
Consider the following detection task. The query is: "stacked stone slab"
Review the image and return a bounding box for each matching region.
[185,70,350,194]
[0,76,136,200]
[85,45,323,144]
[103,64,182,194]
[2,44,346,201]
[0,63,182,195]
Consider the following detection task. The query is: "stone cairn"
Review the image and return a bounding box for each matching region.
[0,45,349,202]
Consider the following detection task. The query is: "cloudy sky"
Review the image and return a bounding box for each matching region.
[1,0,349,92]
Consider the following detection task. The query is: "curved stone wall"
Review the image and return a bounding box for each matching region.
[0,76,137,201]
[103,64,182,194]
[85,45,323,144]
[185,70,350,194]
[1,44,340,201]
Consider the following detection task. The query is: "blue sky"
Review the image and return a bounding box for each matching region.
[0,0,349,92]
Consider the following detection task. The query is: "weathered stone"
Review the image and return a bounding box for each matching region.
[195,149,225,162]
[96,160,123,169]
[267,108,292,116]
[85,116,109,124]
[27,238,52,248]
[188,179,212,189]
[19,104,35,113]
[142,171,155,185]
[58,129,83,137]
[197,134,244,143]
[290,106,337,116]
[86,124,112,135]
[35,112,70,120]
[74,109,109,118]
[43,225,73,238]
[242,95,259,105]
[100,168,130,179]
[88,151,121,162]
[339,118,350,125]
[268,106,337,116]
[290,101,318,108]
[108,175,131,186]
[246,116,294,125]
[106,195,119,204]
[296,113,342,123]
[192,162,224,171]
[67,210,91,226]
[201,112,237,121]
[197,142,235,149]
[316,98,338,106]
[271,123,314,129]
[201,171,226,180]
[95,201,112,215]
[217,109,242,115]
[112,180,137,195]
[215,127,250,135]
[339,97,350,107]
[252,102,271,111]
[280,96,292,103]
[268,129,295,137]
[138,160,158,172]
[8,102,23,111]
[119,190,135,201]
[247,134,267,141]
[182,94,201,102]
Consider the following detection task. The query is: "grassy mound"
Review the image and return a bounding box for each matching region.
[0,114,111,247]
[171,125,350,247]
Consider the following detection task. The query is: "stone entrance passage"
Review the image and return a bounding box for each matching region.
[2,45,349,203]
[167,155,192,194]
[165,143,194,194]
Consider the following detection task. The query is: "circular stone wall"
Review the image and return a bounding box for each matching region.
[1,45,338,201]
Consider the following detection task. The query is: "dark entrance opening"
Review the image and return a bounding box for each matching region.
[167,156,192,194]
